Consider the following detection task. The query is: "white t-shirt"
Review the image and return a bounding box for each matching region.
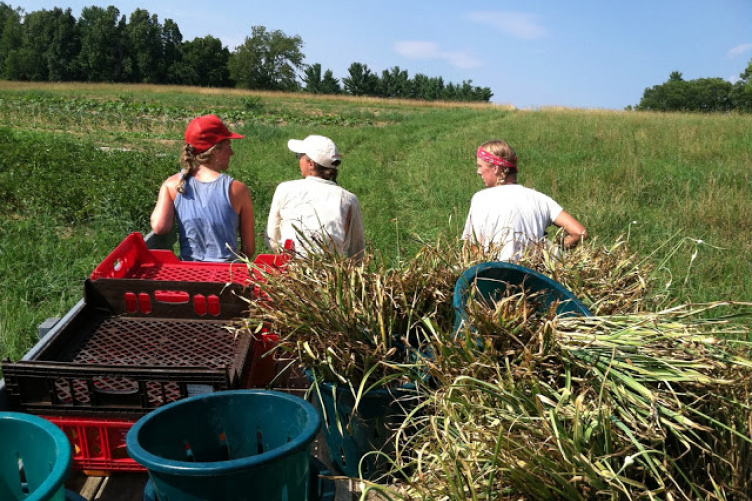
[462,184,563,261]
[266,176,365,259]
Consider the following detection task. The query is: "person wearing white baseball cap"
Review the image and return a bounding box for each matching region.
[266,135,364,260]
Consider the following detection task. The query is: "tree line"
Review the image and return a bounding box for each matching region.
[0,4,493,102]
[633,62,752,112]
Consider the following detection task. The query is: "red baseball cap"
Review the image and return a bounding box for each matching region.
[184,115,244,153]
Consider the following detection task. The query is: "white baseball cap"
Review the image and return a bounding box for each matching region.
[287,135,342,169]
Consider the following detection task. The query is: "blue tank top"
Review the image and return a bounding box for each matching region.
[174,174,239,262]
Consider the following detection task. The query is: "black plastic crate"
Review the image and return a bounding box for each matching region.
[2,279,254,416]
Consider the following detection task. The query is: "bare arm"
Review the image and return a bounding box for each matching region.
[150,178,178,234]
[229,180,255,258]
[553,210,587,249]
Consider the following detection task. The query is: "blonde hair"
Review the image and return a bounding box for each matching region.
[176,141,224,194]
[479,139,517,184]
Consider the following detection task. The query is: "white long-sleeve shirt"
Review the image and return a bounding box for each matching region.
[266,176,365,259]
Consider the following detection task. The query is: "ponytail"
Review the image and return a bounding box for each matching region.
[177,142,217,194]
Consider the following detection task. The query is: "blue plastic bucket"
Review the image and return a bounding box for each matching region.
[453,262,592,334]
[126,390,320,501]
[0,412,72,501]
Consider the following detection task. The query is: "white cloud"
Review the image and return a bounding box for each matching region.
[726,43,752,59]
[393,41,482,69]
[465,11,545,40]
[394,41,440,59]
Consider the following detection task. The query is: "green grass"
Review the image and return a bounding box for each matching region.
[1,81,751,364]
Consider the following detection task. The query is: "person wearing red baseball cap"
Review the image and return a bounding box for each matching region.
[150,115,255,261]
[463,139,586,260]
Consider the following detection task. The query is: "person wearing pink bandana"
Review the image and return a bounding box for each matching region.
[462,139,586,260]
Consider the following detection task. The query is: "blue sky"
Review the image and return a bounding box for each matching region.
[16,0,752,109]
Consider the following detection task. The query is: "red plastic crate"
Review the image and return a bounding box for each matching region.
[44,415,144,472]
[90,232,252,284]
[90,232,292,292]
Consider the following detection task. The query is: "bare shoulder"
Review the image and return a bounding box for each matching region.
[229,179,252,201]
[162,173,183,189]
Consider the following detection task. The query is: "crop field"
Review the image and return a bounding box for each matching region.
[1,81,751,366]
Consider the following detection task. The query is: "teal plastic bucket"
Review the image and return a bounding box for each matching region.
[142,455,335,501]
[453,262,592,333]
[126,390,320,501]
[0,412,72,501]
[311,377,415,480]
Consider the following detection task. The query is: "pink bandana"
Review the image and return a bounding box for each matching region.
[477,147,517,170]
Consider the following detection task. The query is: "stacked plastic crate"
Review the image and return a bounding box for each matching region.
[1,232,289,474]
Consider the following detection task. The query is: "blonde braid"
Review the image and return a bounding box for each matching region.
[177,143,216,194]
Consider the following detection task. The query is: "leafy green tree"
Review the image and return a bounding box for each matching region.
[425,76,445,100]
[637,71,733,112]
[409,73,429,99]
[684,78,733,112]
[77,5,126,81]
[0,8,78,81]
[303,64,340,94]
[162,18,182,84]
[475,85,494,102]
[0,2,22,79]
[453,79,493,102]
[48,8,80,81]
[443,82,459,101]
[302,62,322,93]
[731,58,752,112]
[378,66,409,98]
[123,9,163,83]
[342,62,378,96]
[636,72,688,111]
[320,69,341,94]
[11,7,46,79]
[229,25,304,91]
[171,35,231,87]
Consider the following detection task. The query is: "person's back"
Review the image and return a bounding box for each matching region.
[267,135,364,261]
[271,176,361,256]
[150,115,255,261]
[464,183,562,261]
[175,174,239,261]
[462,140,586,260]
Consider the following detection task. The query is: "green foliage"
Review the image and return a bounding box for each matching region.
[77,5,126,82]
[302,62,322,93]
[341,61,492,102]
[384,303,752,500]
[342,62,379,96]
[635,66,752,113]
[171,35,231,87]
[320,69,342,94]
[123,9,164,83]
[229,25,303,91]
[302,63,342,95]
